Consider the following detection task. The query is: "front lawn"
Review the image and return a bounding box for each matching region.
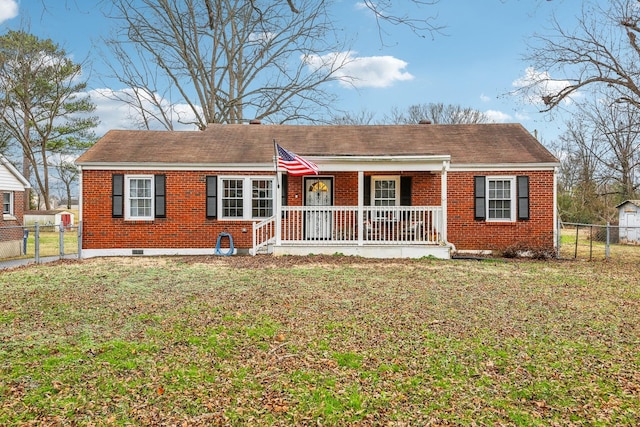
[0,256,638,425]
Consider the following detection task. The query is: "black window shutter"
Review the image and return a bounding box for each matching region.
[364,176,371,206]
[154,175,166,218]
[400,176,412,206]
[517,176,530,220]
[206,176,217,218]
[474,176,486,220]
[112,174,124,218]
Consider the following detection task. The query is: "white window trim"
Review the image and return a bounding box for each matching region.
[486,176,516,222]
[371,176,400,206]
[370,175,400,221]
[2,191,13,216]
[218,176,275,220]
[124,175,154,221]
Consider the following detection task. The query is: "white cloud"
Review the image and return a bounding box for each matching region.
[511,67,580,105]
[88,88,199,136]
[484,110,512,123]
[0,0,18,24]
[480,94,491,103]
[303,51,414,88]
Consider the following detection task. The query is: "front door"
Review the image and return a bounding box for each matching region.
[305,177,333,239]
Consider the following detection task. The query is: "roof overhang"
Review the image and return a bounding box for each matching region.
[450,162,560,172]
[77,155,453,173]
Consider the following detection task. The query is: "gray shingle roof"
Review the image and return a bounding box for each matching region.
[76,123,559,166]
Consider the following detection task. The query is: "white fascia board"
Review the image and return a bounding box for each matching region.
[77,163,276,172]
[449,162,560,172]
[77,155,452,173]
[312,155,451,172]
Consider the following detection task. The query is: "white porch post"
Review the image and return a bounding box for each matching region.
[357,170,364,246]
[441,161,449,242]
[275,171,282,246]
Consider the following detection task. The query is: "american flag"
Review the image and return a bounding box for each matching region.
[276,143,319,176]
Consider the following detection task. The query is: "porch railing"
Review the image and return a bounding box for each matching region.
[280,205,443,245]
[251,216,277,255]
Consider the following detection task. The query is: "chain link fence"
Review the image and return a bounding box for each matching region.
[559,222,640,261]
[0,222,81,263]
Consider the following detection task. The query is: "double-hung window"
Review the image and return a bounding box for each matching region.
[487,177,515,221]
[252,179,273,218]
[125,175,154,220]
[2,192,13,216]
[371,176,400,219]
[218,177,274,220]
[475,176,529,222]
[221,178,244,218]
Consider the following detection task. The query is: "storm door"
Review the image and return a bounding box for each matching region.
[304,177,333,240]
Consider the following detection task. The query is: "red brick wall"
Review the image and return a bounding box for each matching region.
[446,170,555,252]
[82,169,555,253]
[82,170,264,250]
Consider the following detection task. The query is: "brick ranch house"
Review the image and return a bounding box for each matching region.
[76,123,560,259]
[1,154,30,258]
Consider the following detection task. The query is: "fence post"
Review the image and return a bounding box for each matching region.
[59,224,65,257]
[574,225,579,259]
[606,222,610,259]
[34,222,40,264]
[589,225,593,261]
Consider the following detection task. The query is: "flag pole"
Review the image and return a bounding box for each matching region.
[273,140,282,246]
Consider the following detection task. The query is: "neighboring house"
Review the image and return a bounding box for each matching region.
[617,200,640,244]
[76,123,560,259]
[24,210,75,228]
[0,154,30,257]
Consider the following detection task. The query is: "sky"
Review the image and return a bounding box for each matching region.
[0,0,581,144]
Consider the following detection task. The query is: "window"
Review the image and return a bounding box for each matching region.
[2,192,12,215]
[252,179,273,218]
[222,178,244,218]
[475,176,527,222]
[487,178,514,220]
[218,176,275,220]
[372,176,399,207]
[371,176,400,219]
[112,174,166,220]
[126,175,153,220]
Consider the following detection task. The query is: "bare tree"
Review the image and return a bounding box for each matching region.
[555,95,640,222]
[244,0,444,40]
[520,0,640,111]
[330,109,377,125]
[555,119,608,223]
[104,0,354,128]
[54,160,79,209]
[581,97,640,200]
[384,103,490,124]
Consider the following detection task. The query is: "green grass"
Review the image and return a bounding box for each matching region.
[0,255,639,425]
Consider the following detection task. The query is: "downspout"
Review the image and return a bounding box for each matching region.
[441,160,456,253]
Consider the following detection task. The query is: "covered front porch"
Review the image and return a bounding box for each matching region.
[251,205,449,258]
[251,156,452,259]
